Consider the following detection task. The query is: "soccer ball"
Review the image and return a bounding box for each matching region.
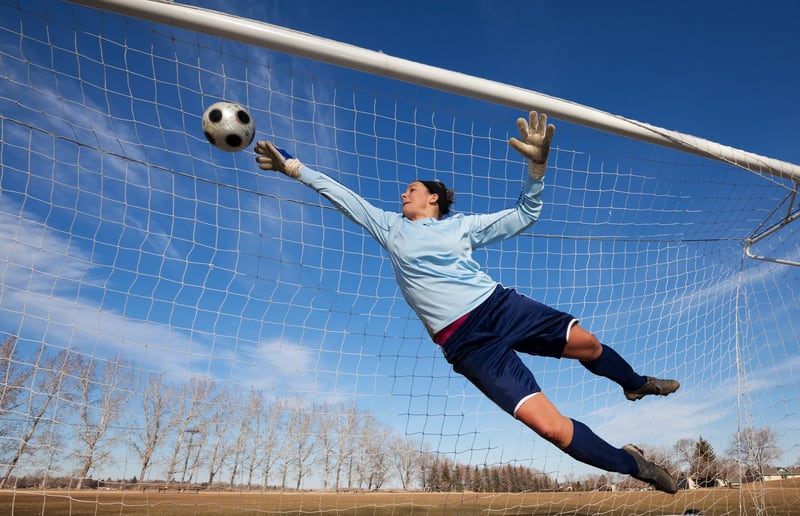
[201,101,255,152]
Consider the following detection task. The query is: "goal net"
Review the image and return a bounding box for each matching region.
[1,0,799,514]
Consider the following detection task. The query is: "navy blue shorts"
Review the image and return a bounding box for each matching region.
[440,285,577,416]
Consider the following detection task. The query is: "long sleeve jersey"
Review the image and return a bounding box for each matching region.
[296,165,545,337]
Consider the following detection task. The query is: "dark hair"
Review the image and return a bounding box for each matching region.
[420,180,455,216]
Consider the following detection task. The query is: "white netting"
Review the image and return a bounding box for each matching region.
[1,0,798,513]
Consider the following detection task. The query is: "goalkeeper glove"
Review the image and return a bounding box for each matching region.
[254,141,302,178]
[508,111,555,179]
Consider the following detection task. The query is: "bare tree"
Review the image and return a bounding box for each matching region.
[0,336,33,417]
[285,397,318,490]
[332,402,361,490]
[364,431,390,490]
[242,389,265,490]
[716,455,739,485]
[259,398,289,490]
[130,373,175,483]
[204,393,235,486]
[389,434,425,490]
[0,347,75,488]
[227,386,257,487]
[0,336,36,470]
[315,400,338,490]
[727,426,782,484]
[165,377,214,483]
[355,413,389,490]
[209,388,266,490]
[184,386,235,486]
[179,428,201,484]
[275,399,295,490]
[673,437,696,477]
[417,452,435,491]
[73,356,135,489]
[207,416,231,484]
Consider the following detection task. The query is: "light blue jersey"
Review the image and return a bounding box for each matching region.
[296,165,545,337]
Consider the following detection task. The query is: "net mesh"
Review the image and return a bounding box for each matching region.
[1,0,798,513]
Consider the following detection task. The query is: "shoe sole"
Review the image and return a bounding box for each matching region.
[625,379,680,401]
[623,444,678,494]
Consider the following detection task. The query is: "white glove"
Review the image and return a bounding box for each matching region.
[254,141,302,179]
[508,111,555,179]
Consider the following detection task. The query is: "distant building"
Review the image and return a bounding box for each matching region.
[762,467,800,482]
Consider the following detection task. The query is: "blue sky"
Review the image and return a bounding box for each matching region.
[207,0,800,164]
[1,0,799,485]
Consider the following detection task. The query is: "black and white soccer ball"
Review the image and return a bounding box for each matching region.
[201,101,255,152]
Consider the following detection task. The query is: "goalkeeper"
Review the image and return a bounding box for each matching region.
[255,112,680,494]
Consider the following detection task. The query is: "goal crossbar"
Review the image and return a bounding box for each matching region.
[70,0,800,182]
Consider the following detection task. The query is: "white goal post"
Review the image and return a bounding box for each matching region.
[72,0,800,183]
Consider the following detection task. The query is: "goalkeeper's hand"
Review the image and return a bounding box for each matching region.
[254,141,302,179]
[508,111,555,179]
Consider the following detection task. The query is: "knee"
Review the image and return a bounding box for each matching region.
[530,416,573,448]
[515,393,574,448]
[565,325,602,361]
[584,334,602,360]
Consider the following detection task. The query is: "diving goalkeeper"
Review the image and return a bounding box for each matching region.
[255,112,680,493]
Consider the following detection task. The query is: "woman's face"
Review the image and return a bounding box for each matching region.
[401,181,438,220]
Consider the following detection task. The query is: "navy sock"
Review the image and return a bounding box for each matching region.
[564,419,637,475]
[581,344,645,391]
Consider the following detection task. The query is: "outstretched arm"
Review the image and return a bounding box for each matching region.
[254,141,394,247]
[469,112,555,247]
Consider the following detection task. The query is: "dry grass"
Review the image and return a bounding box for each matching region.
[2,482,799,515]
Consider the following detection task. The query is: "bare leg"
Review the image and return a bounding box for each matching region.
[514,387,678,493]
[515,392,636,475]
[514,324,679,493]
[561,323,603,361]
[514,391,573,447]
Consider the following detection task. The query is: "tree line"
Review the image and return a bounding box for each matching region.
[0,335,791,491]
[0,336,428,490]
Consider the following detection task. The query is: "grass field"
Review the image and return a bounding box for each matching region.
[2,481,799,516]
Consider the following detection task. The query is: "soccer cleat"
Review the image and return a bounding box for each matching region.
[624,376,680,401]
[623,444,678,494]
